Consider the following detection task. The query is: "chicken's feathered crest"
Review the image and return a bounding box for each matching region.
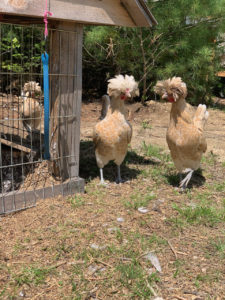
[107,74,139,98]
[154,77,187,100]
[23,81,42,96]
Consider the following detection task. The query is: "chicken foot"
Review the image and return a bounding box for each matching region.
[179,169,194,190]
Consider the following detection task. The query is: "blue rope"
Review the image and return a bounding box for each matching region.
[41,52,50,160]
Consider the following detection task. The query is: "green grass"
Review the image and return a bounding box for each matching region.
[172,203,225,227]
[194,271,221,288]
[209,238,225,258]
[14,266,54,286]
[142,142,171,162]
[142,142,162,160]
[201,152,217,165]
[13,240,26,255]
[126,231,167,252]
[116,260,160,298]
[67,195,85,208]
[141,121,152,130]
[173,259,185,278]
[213,181,225,192]
[123,191,156,210]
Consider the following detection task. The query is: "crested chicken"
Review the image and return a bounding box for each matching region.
[154,77,209,189]
[20,81,42,133]
[93,74,139,184]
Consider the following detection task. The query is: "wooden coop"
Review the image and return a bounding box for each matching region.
[0,0,157,214]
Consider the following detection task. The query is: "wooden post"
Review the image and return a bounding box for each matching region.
[49,22,83,181]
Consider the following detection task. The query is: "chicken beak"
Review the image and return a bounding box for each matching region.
[125,90,131,98]
[162,93,168,100]
[126,92,131,98]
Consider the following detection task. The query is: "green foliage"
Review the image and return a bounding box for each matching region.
[0,24,44,78]
[83,0,225,103]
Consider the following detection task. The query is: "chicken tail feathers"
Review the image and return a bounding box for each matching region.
[193,104,209,131]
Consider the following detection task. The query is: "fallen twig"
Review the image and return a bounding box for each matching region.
[145,279,157,297]
[174,296,187,300]
[167,239,178,259]
[94,258,113,268]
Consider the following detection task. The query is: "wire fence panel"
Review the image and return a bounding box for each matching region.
[0,22,84,215]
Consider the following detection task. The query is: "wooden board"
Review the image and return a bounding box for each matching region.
[121,0,157,27]
[0,0,157,27]
[0,137,36,155]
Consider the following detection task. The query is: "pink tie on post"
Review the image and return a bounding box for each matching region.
[44,0,52,39]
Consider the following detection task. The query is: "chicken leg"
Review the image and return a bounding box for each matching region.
[179,169,194,190]
[100,166,123,185]
[116,165,122,184]
[99,168,107,185]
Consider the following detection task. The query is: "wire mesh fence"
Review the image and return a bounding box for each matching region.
[0,22,84,214]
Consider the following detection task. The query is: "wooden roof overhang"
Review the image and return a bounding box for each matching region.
[0,0,157,27]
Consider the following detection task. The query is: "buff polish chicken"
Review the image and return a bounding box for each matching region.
[93,74,139,184]
[154,77,209,189]
[20,81,42,134]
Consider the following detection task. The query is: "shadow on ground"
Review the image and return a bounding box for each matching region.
[165,168,206,189]
[79,140,161,183]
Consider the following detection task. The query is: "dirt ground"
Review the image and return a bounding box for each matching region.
[0,99,225,300]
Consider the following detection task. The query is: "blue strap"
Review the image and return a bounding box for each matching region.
[41,52,50,160]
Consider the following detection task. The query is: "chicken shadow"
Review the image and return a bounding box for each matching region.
[165,168,206,189]
[124,150,162,166]
[79,140,160,182]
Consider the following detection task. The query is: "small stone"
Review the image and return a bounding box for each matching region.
[117,217,124,223]
[19,290,25,297]
[201,267,207,273]
[107,227,119,233]
[151,157,161,163]
[88,265,98,275]
[90,243,100,250]
[138,207,149,214]
[99,267,106,273]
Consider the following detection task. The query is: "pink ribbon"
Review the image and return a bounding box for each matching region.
[44,0,52,38]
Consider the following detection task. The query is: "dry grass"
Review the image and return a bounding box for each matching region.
[0,142,225,299]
